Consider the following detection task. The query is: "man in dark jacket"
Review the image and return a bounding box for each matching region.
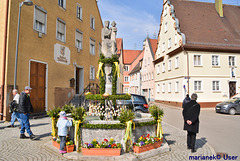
[18,86,35,140]
[182,93,200,153]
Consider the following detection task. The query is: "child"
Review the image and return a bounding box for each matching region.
[57,111,72,154]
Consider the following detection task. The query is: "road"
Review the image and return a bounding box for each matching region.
[155,103,240,158]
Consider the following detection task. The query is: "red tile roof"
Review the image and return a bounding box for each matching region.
[123,50,142,64]
[149,38,158,57]
[116,38,123,55]
[170,0,240,51]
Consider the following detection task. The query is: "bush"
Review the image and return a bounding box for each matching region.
[62,104,74,113]
[118,109,135,123]
[149,105,164,121]
[47,106,61,119]
[71,106,87,122]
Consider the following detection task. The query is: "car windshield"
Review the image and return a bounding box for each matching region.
[223,97,240,103]
[132,95,146,102]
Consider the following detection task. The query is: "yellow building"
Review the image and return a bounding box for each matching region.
[0,0,103,120]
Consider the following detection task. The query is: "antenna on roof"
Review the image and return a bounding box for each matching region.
[153,32,157,39]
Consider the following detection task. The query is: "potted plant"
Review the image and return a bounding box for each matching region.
[47,107,61,138]
[65,140,74,153]
[82,138,122,156]
[133,134,163,153]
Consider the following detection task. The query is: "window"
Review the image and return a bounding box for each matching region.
[168,82,171,93]
[162,83,165,93]
[76,4,82,20]
[145,59,147,66]
[212,81,220,91]
[124,65,129,71]
[157,84,160,93]
[229,56,236,66]
[164,22,168,32]
[168,60,171,71]
[124,76,129,82]
[75,29,83,49]
[157,65,160,74]
[90,66,95,80]
[175,57,179,68]
[194,81,202,91]
[34,6,47,34]
[164,6,167,16]
[149,73,151,80]
[194,55,202,66]
[90,16,95,30]
[148,57,150,65]
[56,18,66,42]
[90,38,95,55]
[58,0,66,9]
[124,87,129,93]
[168,38,171,48]
[175,34,177,45]
[162,42,165,52]
[162,63,165,73]
[146,74,148,81]
[175,81,179,93]
[152,72,154,80]
[212,55,219,66]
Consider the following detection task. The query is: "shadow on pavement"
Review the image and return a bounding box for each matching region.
[33,132,51,141]
[31,123,49,127]
[164,133,176,145]
[196,137,207,150]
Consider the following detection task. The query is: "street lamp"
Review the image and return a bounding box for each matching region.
[14,0,33,89]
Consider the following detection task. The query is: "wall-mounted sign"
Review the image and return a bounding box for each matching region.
[54,43,70,65]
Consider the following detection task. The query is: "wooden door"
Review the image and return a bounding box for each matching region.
[30,61,46,113]
[229,82,236,98]
[76,68,80,94]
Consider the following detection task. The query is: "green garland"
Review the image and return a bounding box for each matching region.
[85,94,131,100]
[135,120,157,127]
[99,54,119,64]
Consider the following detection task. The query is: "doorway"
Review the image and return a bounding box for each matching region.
[30,61,46,113]
[75,67,84,94]
[229,81,236,98]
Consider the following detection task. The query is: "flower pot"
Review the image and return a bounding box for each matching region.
[82,148,121,156]
[66,144,75,153]
[133,141,162,153]
[52,140,60,149]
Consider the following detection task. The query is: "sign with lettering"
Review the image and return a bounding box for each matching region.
[54,43,70,65]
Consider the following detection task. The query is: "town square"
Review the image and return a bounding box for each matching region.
[0,0,240,160]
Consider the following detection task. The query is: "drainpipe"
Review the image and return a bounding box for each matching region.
[182,46,190,95]
[0,0,9,120]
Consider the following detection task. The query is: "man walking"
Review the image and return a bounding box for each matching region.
[18,86,35,140]
[182,93,200,153]
[7,89,21,128]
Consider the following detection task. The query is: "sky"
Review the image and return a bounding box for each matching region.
[97,0,239,50]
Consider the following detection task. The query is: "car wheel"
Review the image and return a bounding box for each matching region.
[229,108,236,115]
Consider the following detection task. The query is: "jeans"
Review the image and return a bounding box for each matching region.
[20,113,33,136]
[187,131,196,149]
[10,112,21,126]
[59,136,66,151]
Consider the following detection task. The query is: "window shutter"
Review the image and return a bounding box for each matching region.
[58,20,65,33]
[35,8,46,24]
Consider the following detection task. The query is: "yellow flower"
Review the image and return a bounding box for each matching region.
[96,144,100,148]
[139,137,142,140]
[93,139,97,142]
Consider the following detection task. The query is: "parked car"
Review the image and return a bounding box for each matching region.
[215,97,240,115]
[116,94,149,113]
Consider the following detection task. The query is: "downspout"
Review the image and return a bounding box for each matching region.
[182,46,190,95]
[0,0,9,120]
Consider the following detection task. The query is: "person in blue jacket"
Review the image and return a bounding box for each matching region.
[57,111,72,154]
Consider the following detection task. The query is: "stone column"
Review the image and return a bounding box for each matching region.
[104,64,112,95]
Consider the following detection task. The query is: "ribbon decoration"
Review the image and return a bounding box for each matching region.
[124,120,135,144]
[96,62,104,79]
[74,120,81,145]
[157,118,163,139]
[113,62,120,78]
[51,117,56,137]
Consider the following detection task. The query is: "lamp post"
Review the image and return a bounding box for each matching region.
[14,0,33,89]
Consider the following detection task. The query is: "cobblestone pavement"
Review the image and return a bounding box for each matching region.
[0,117,71,161]
[0,116,215,161]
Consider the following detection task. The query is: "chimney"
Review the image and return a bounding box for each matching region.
[215,0,223,17]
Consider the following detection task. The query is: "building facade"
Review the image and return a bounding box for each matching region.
[154,0,240,107]
[141,38,157,102]
[0,0,102,120]
[116,38,124,93]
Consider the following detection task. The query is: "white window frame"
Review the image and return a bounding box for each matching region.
[162,63,165,73]
[148,57,150,65]
[157,65,160,74]
[124,76,129,82]
[162,83,165,93]
[124,65,129,71]
[157,84,160,93]
[168,60,171,71]
[34,5,47,34]
[164,6,167,16]
[168,82,171,93]
[162,42,165,52]
[124,87,129,93]
[90,38,95,55]
[212,55,220,66]
[90,66,95,80]
[164,22,168,33]
[194,81,202,92]
[152,72,154,80]
[168,38,171,49]
[76,3,82,20]
[229,56,236,66]
[175,57,179,68]
[90,15,95,30]
[58,0,66,9]
[75,29,83,50]
[145,59,147,67]
[194,55,202,66]
[175,81,179,93]
[56,18,66,42]
[212,81,220,91]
